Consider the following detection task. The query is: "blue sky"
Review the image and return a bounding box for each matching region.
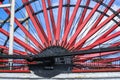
[0,0,120,52]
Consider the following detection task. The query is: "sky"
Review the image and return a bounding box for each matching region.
[0,0,120,54]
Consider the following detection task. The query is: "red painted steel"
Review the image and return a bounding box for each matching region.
[75,9,120,50]
[111,42,120,47]
[87,0,114,31]
[0,59,36,64]
[61,0,70,47]
[77,0,90,29]
[71,0,114,49]
[64,0,70,34]
[0,64,7,67]
[73,51,120,62]
[0,46,27,55]
[55,0,63,44]
[0,28,38,54]
[48,0,56,39]
[72,68,120,73]
[0,64,29,69]
[67,0,90,47]
[22,0,48,47]
[68,1,102,48]
[74,62,120,68]
[0,2,43,50]
[0,0,120,73]
[96,57,120,63]
[95,22,120,42]
[15,19,43,50]
[41,0,52,45]
[0,70,30,73]
[62,0,82,46]
[81,21,120,50]
[82,31,120,50]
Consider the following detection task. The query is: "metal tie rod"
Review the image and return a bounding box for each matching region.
[0,46,120,60]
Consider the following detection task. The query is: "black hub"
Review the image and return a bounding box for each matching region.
[28,46,72,77]
[42,57,55,70]
[30,46,72,69]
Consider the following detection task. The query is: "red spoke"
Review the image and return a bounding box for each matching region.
[62,0,82,45]
[0,59,36,64]
[96,57,120,63]
[15,19,43,50]
[0,70,30,73]
[70,0,114,48]
[0,2,43,50]
[48,0,56,39]
[22,0,48,46]
[77,0,90,28]
[41,0,52,45]
[81,31,120,50]
[0,45,27,55]
[110,42,120,47]
[61,0,70,47]
[81,21,120,50]
[74,51,119,62]
[88,0,114,31]
[72,68,120,73]
[74,62,119,68]
[67,0,90,47]
[68,1,102,48]
[0,28,38,54]
[55,0,63,44]
[74,9,120,50]
[90,22,120,46]
[64,0,70,34]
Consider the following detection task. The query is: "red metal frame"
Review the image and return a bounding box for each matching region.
[0,2,43,50]
[48,0,56,39]
[95,22,120,42]
[0,45,27,55]
[75,9,120,50]
[15,18,43,50]
[22,0,48,47]
[96,57,120,63]
[64,0,70,35]
[68,1,102,48]
[0,70,30,73]
[72,68,120,73]
[74,62,120,68]
[41,0,52,45]
[0,0,120,73]
[81,21,120,50]
[67,0,90,47]
[87,0,114,31]
[72,0,114,49]
[77,0,90,29]
[55,0,63,45]
[61,0,70,47]
[0,28,38,54]
[82,31,120,50]
[111,42,120,47]
[0,59,36,64]
[73,51,120,62]
[62,0,82,46]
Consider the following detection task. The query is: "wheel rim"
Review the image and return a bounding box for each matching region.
[0,0,120,77]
